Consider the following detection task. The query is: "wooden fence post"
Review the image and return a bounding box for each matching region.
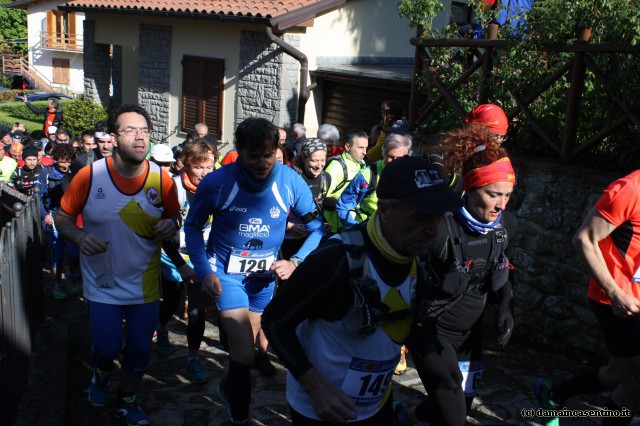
[561,50,587,160]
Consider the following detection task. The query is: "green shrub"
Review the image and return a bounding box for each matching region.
[400,0,640,173]
[62,96,108,136]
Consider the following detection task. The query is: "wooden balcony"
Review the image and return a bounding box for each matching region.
[40,31,83,52]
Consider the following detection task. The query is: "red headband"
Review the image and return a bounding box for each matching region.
[463,157,516,191]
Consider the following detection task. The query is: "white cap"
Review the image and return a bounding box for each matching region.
[47,126,57,135]
[149,144,175,163]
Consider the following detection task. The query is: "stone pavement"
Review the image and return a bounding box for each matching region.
[16,273,640,426]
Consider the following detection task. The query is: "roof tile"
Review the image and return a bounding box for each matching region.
[61,0,325,19]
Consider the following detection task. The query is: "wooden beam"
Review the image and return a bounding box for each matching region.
[572,107,640,157]
[509,87,561,153]
[583,54,640,128]
[507,58,574,120]
[415,55,485,126]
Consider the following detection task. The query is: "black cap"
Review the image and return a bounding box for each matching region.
[31,139,44,150]
[377,156,463,215]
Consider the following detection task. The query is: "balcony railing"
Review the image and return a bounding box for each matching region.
[40,31,83,52]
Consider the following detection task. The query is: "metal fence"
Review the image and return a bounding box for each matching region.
[0,182,44,425]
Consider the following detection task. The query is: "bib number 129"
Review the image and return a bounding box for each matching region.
[238,258,267,273]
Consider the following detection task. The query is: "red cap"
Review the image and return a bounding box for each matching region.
[465,104,508,135]
[483,0,497,6]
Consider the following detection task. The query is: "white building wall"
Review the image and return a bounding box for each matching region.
[298,0,454,135]
[26,1,85,94]
[92,13,260,148]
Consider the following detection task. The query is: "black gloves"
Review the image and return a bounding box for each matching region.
[495,281,514,347]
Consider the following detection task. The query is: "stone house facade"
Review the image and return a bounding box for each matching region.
[53,0,463,148]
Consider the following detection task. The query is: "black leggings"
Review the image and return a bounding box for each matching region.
[412,291,486,426]
[159,277,205,351]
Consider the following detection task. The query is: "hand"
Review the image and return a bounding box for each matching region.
[201,274,222,299]
[21,94,27,102]
[300,369,357,423]
[154,218,178,240]
[421,352,462,391]
[44,214,54,225]
[178,264,197,285]
[610,290,640,318]
[78,233,109,256]
[270,259,296,281]
[496,307,514,347]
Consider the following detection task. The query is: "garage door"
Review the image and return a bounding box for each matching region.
[312,70,411,139]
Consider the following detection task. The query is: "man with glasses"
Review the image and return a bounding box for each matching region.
[55,104,180,426]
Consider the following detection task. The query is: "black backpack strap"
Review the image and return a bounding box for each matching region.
[331,155,349,192]
[444,212,467,266]
[364,162,379,198]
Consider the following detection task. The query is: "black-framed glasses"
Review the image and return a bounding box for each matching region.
[119,127,150,137]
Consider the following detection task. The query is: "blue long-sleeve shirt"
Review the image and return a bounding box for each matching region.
[336,161,384,226]
[184,161,324,281]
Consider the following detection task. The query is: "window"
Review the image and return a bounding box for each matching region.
[45,11,77,48]
[181,56,224,136]
[52,58,70,85]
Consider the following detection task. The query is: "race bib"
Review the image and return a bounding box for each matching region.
[226,247,276,275]
[341,356,397,405]
[458,359,484,397]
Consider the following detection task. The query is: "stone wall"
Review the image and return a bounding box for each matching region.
[83,20,111,108]
[508,156,622,359]
[237,30,298,127]
[138,24,172,144]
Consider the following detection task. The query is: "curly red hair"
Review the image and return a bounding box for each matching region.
[441,124,503,173]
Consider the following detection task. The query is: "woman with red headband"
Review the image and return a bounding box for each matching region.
[396,125,518,426]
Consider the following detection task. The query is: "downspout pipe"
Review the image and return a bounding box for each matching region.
[266,26,317,124]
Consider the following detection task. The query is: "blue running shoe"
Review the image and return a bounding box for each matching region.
[186,358,210,384]
[88,369,111,407]
[535,379,560,426]
[116,395,149,426]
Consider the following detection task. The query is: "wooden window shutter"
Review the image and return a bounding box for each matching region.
[46,11,54,48]
[181,57,200,131]
[202,60,224,138]
[181,56,224,136]
[52,58,70,85]
[68,12,76,47]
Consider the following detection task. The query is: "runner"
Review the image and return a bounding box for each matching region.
[262,155,464,425]
[155,140,215,385]
[55,104,180,425]
[535,171,640,426]
[396,126,518,426]
[184,117,325,425]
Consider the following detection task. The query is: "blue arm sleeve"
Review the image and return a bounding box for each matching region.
[289,173,326,260]
[184,177,216,281]
[335,173,368,226]
[294,215,324,260]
